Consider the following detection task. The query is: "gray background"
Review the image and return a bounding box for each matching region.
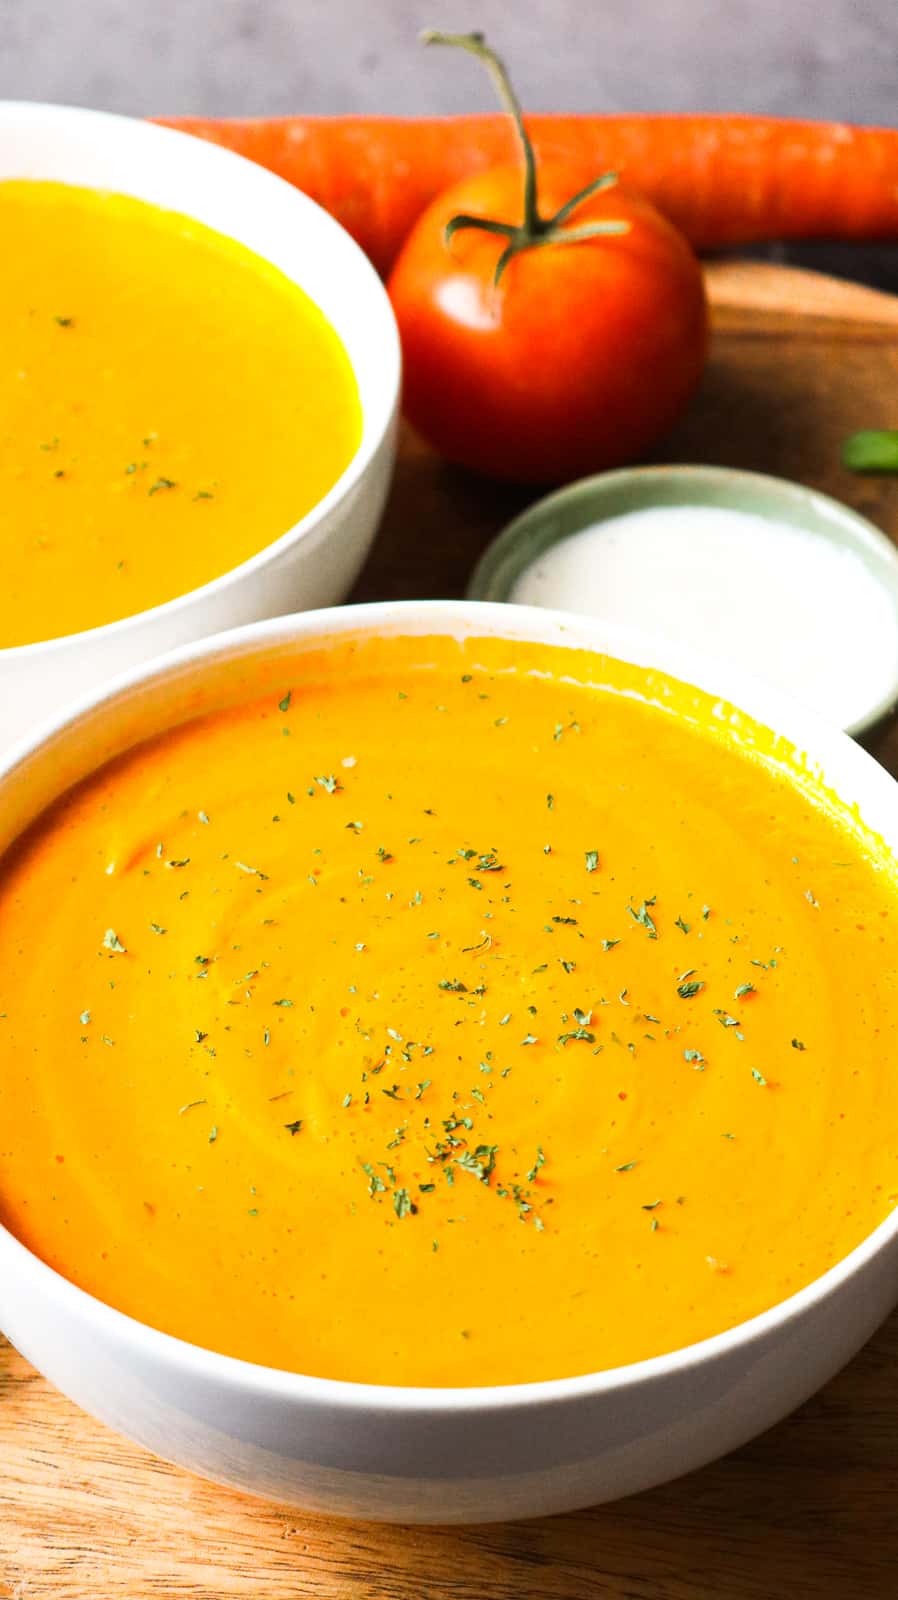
[1,0,895,283]
[2,0,894,120]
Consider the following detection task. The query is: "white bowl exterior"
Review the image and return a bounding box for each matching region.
[1,599,898,1523]
[3,1218,894,1522]
[0,104,400,748]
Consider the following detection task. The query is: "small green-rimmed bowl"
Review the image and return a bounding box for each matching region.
[467,464,898,740]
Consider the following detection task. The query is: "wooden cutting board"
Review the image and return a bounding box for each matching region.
[4,261,898,1600]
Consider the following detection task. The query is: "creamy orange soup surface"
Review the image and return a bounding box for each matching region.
[0,179,360,646]
[1,633,897,1387]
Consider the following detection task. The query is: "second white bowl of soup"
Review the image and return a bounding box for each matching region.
[0,101,400,746]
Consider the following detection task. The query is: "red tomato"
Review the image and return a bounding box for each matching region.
[388,163,708,485]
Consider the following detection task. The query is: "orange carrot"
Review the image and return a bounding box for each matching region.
[156,113,898,275]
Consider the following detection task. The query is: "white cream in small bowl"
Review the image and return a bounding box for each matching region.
[470,466,898,737]
[0,102,400,750]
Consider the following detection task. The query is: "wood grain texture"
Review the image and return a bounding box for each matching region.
[4,262,898,1598]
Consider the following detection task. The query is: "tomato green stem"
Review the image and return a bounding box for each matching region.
[843,429,898,473]
[422,30,541,234]
[527,221,629,247]
[548,171,621,229]
[421,28,627,285]
[444,213,516,244]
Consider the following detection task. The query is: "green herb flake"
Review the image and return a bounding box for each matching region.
[735,983,756,999]
[627,898,657,939]
[235,861,268,879]
[676,978,705,999]
[455,1144,498,1183]
[393,1188,415,1219]
[278,690,292,713]
[527,1146,546,1182]
[284,1119,303,1135]
[102,928,126,953]
[314,774,341,794]
[714,1010,740,1029]
[362,1162,386,1197]
[791,1038,806,1051]
[751,1068,768,1086]
[585,850,599,874]
[674,915,691,934]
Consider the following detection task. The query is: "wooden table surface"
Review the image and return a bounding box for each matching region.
[4,260,898,1598]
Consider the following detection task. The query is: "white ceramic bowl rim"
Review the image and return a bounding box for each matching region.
[2,598,897,1415]
[0,101,401,661]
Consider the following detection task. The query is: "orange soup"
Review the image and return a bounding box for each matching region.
[0,180,360,646]
[1,633,897,1387]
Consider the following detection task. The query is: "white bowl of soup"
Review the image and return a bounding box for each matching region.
[1,599,898,1524]
[0,102,399,748]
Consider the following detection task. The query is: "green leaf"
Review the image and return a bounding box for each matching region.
[842,429,898,474]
